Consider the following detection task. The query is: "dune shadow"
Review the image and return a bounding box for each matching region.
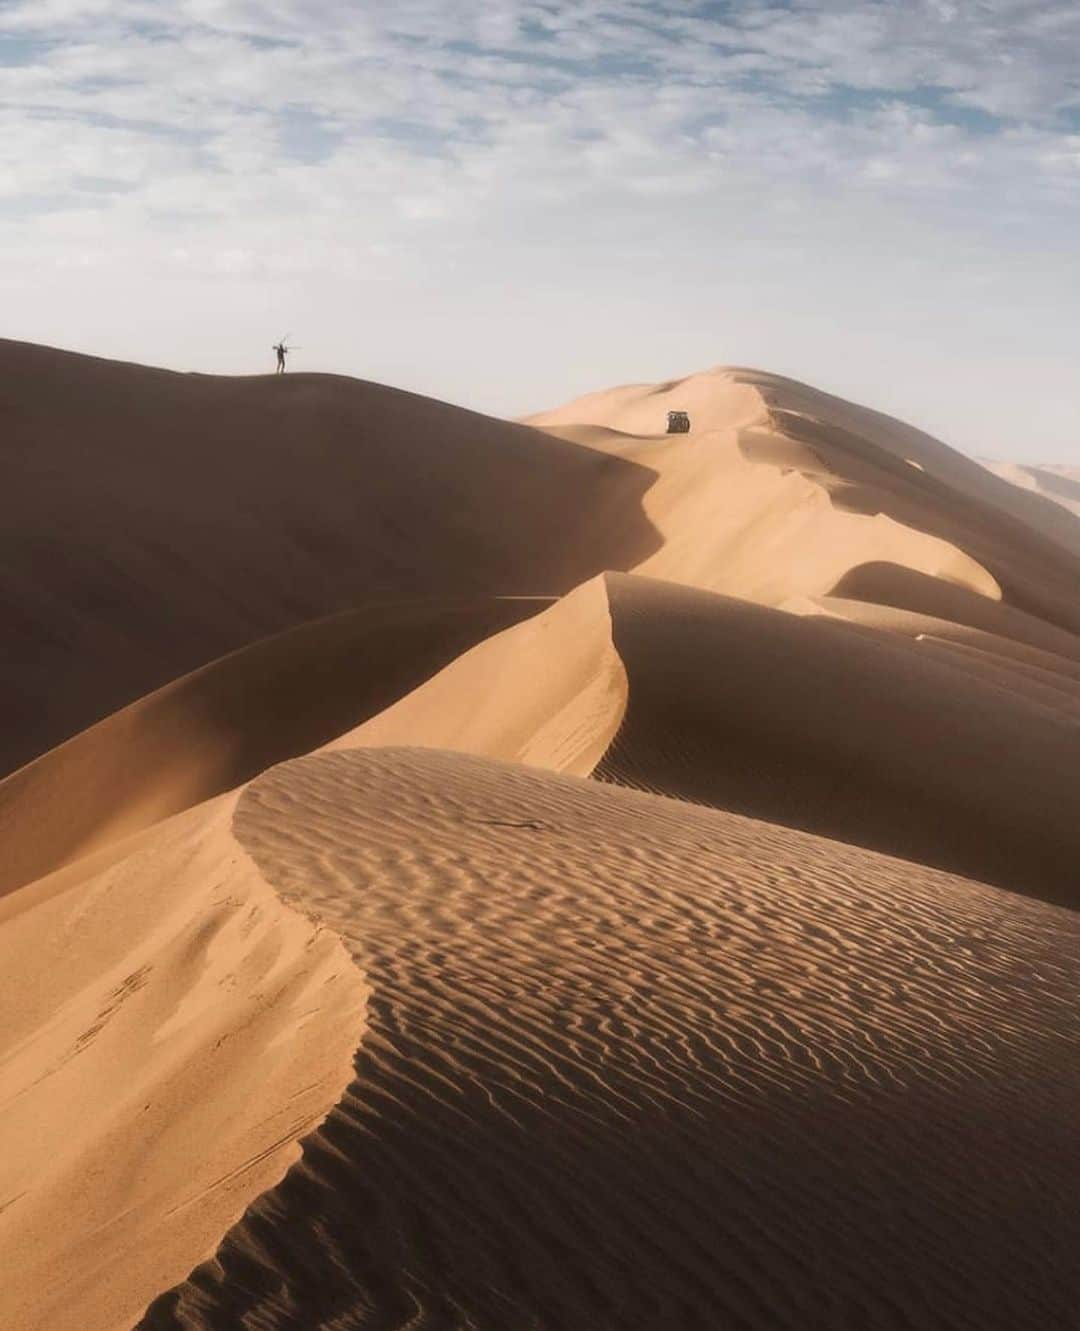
[594,575,1080,909]
[0,340,664,778]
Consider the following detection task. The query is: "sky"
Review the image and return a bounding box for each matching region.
[1,0,1079,460]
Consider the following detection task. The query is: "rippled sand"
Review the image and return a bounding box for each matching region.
[141,749,1080,1329]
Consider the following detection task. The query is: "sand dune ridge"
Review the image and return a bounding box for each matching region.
[137,748,1080,1330]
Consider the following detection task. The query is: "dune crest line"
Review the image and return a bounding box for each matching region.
[0,791,368,1331]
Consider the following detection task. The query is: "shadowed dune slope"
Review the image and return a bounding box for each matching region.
[0,794,367,1331]
[757,408,1080,634]
[741,367,1080,565]
[830,560,1080,659]
[340,572,1080,906]
[0,596,548,898]
[139,748,1080,1331]
[592,575,1080,906]
[785,594,1080,689]
[0,339,659,776]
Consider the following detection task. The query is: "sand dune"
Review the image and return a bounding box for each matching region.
[137,748,1080,1330]
[338,571,1080,905]
[0,794,367,1331]
[530,364,1080,566]
[529,366,1080,636]
[0,597,546,897]
[786,593,1080,687]
[5,352,1076,874]
[593,574,1080,903]
[0,339,657,777]
[4,347,1080,1331]
[828,559,1080,657]
[525,368,766,435]
[986,460,1080,521]
[571,415,998,606]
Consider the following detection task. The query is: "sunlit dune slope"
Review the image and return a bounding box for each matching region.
[528,365,1080,565]
[0,339,658,776]
[533,413,997,606]
[340,572,1080,905]
[528,366,1080,635]
[138,748,1080,1331]
[334,577,624,774]
[0,596,547,897]
[0,795,367,1331]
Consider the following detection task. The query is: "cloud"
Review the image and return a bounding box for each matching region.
[1,2,1078,458]
[2,3,1077,223]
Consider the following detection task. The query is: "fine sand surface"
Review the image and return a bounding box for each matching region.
[4,346,1080,1330]
[528,368,1080,637]
[137,749,1080,1330]
[0,794,367,1331]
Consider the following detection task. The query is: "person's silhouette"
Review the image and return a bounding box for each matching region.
[273,341,288,373]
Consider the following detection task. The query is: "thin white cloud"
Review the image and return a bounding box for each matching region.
[3,1,1077,217]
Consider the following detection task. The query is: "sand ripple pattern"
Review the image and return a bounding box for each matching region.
[140,748,1080,1330]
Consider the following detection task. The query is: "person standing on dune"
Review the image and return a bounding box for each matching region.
[273,341,288,374]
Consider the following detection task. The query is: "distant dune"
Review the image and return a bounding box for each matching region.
[2,346,1080,1331]
[985,459,1080,521]
[528,366,1080,630]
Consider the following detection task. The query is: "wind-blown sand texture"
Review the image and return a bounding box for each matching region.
[0,795,366,1331]
[139,750,1080,1330]
[2,346,1080,1330]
